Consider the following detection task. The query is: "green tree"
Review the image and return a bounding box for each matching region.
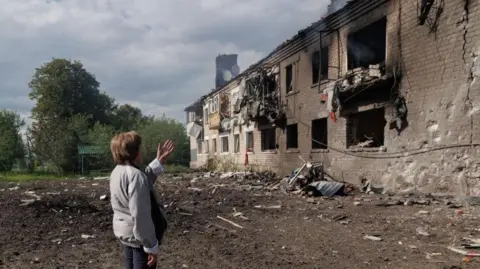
[28,58,117,172]
[83,122,115,169]
[0,110,25,172]
[29,58,116,125]
[111,104,154,132]
[30,114,90,173]
[139,115,189,166]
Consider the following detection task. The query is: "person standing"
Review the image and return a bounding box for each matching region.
[109,131,174,268]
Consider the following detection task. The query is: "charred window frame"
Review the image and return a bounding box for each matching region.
[347,17,387,70]
[285,64,293,93]
[246,131,254,152]
[346,107,387,148]
[286,124,298,149]
[311,118,328,149]
[312,46,329,84]
[261,128,276,151]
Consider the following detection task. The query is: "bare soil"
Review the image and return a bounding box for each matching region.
[0,174,479,269]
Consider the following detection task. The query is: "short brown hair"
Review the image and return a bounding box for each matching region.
[110,131,142,165]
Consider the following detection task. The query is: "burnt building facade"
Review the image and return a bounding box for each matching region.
[186,0,480,195]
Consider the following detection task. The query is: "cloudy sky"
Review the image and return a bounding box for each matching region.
[0,0,333,124]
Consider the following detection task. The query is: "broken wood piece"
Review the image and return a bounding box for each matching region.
[364,235,382,241]
[217,215,244,229]
[232,212,243,217]
[461,243,480,249]
[178,212,193,216]
[447,246,480,256]
[254,205,282,209]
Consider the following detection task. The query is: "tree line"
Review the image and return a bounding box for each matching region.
[0,58,189,174]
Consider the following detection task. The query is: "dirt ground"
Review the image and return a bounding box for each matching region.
[0,173,479,269]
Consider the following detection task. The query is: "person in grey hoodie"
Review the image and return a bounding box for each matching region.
[109,131,174,269]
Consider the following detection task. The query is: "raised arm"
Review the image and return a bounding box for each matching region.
[145,158,165,185]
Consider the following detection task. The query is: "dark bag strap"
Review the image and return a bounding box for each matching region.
[150,191,168,244]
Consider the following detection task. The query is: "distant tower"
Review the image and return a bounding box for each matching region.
[215,54,240,89]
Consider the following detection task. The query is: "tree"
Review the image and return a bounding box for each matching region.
[139,115,190,166]
[28,58,117,172]
[30,114,90,173]
[0,110,25,172]
[29,58,116,125]
[111,104,154,132]
[83,122,115,169]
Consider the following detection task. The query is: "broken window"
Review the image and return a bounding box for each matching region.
[286,124,298,149]
[312,46,329,84]
[186,112,196,123]
[246,131,254,152]
[203,107,208,123]
[220,136,229,153]
[312,118,328,149]
[347,17,387,70]
[234,134,240,153]
[346,107,386,148]
[285,64,293,93]
[212,138,217,153]
[261,128,276,151]
[204,140,209,153]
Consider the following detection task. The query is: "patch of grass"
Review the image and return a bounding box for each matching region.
[0,172,66,182]
[164,164,192,173]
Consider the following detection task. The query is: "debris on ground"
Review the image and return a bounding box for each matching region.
[364,235,382,241]
[1,173,480,268]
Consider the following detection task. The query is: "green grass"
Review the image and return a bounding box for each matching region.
[0,164,192,182]
[0,172,66,182]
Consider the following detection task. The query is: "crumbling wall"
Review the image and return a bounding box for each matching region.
[326,0,480,195]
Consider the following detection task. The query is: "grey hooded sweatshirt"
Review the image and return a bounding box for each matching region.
[109,159,165,254]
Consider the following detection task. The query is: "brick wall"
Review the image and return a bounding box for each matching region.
[271,0,480,194]
[190,0,480,195]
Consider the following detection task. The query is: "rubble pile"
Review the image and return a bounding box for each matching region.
[336,63,388,93]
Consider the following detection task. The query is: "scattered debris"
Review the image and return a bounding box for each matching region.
[99,195,108,201]
[20,199,35,206]
[364,235,382,241]
[447,246,480,257]
[253,205,281,209]
[217,216,245,229]
[354,201,362,206]
[416,227,431,237]
[81,234,96,239]
[417,210,430,215]
[333,214,347,221]
[425,252,442,260]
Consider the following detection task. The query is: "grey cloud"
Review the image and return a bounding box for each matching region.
[0,0,332,122]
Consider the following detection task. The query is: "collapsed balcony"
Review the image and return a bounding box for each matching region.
[333,63,397,111]
[233,69,286,126]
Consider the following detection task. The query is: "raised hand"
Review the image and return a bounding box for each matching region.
[157,140,175,164]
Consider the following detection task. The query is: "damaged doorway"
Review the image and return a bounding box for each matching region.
[346,107,386,148]
[347,17,387,69]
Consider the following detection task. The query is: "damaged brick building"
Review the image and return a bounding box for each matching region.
[185,0,480,195]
